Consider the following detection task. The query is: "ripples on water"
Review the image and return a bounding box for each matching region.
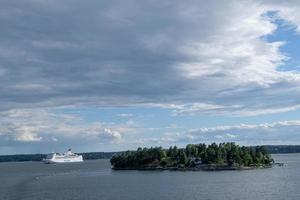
[0,154,299,200]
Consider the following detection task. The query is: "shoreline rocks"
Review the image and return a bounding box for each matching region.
[112,164,273,171]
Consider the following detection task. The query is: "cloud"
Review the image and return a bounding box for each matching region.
[165,103,300,117]
[152,120,300,145]
[116,113,134,118]
[2,1,300,153]
[262,0,300,34]
[85,124,122,141]
[0,0,299,116]
[0,109,125,143]
[15,132,42,142]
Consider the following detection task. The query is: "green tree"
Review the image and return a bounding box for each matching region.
[178,149,188,165]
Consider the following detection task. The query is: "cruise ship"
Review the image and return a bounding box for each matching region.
[43,149,83,163]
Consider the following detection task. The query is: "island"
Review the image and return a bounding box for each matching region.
[110,142,274,171]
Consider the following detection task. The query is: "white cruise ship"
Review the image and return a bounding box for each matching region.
[43,149,83,163]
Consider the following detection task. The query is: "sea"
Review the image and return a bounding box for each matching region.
[0,154,299,200]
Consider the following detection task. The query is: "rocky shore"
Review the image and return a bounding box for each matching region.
[112,164,273,171]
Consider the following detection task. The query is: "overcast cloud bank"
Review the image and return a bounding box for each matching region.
[1,0,300,153]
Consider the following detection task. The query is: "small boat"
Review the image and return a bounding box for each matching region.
[43,149,83,164]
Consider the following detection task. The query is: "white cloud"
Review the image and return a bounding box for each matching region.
[116,113,133,118]
[109,120,300,147]
[0,109,128,143]
[15,132,42,142]
[262,1,300,34]
[175,120,300,145]
[2,1,300,153]
[0,0,300,117]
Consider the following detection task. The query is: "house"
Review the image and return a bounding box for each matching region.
[189,157,202,165]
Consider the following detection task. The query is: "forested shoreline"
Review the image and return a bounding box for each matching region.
[110,143,274,170]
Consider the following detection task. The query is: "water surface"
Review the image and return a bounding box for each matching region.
[0,154,299,200]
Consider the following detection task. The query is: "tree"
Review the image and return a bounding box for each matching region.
[186,144,193,157]
[173,146,179,159]
[178,149,188,165]
[242,152,253,166]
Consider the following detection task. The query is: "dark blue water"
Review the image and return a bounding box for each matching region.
[0,154,299,200]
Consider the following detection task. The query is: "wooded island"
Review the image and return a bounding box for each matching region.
[110,142,274,170]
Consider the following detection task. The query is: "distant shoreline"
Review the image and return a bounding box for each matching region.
[1,144,300,163]
[0,152,115,163]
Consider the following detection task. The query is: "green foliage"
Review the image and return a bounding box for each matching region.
[110,143,274,169]
[178,149,188,165]
[110,147,167,168]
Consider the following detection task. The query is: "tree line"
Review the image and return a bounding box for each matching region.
[0,152,115,162]
[110,142,274,169]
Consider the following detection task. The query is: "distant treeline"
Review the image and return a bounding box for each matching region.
[79,152,115,160]
[110,143,274,169]
[263,145,300,154]
[1,145,300,163]
[0,154,46,162]
[0,152,115,162]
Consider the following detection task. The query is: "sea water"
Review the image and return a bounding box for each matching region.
[0,154,299,200]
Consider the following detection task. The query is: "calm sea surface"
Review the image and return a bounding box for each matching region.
[0,154,299,200]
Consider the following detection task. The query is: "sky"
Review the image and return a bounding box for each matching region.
[1,0,300,154]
